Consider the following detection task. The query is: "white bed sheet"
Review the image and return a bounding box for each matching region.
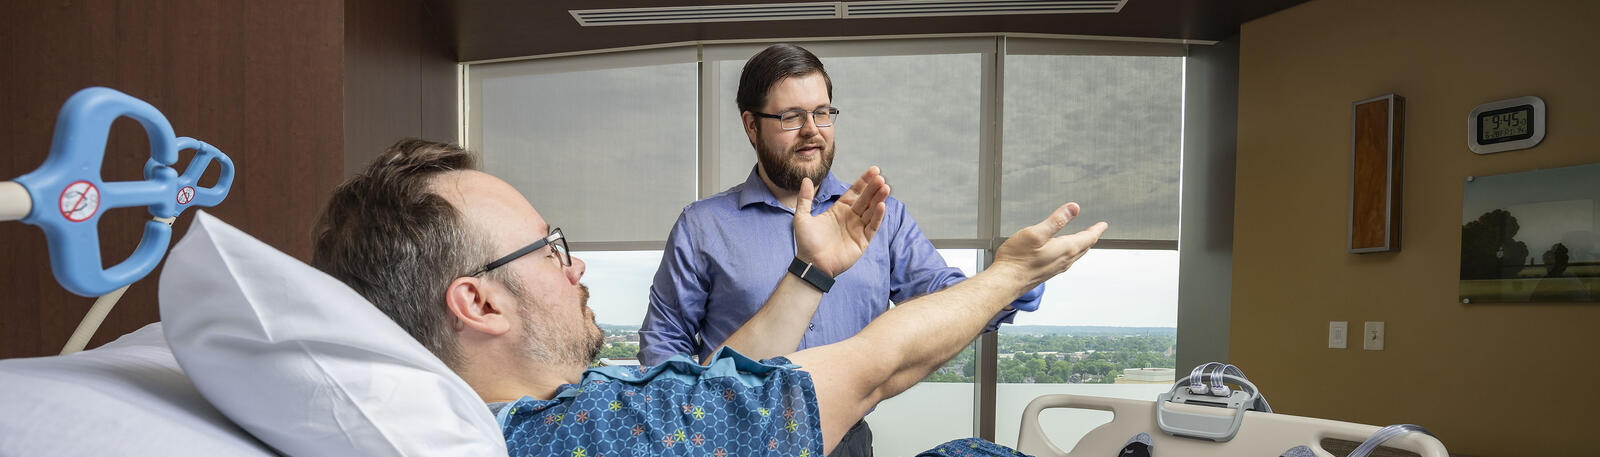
[0,322,278,456]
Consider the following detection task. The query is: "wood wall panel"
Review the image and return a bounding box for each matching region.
[344,0,459,175]
[0,0,344,358]
[1349,96,1402,252]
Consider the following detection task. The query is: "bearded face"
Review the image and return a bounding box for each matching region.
[513,280,603,367]
[755,125,835,192]
[746,73,836,193]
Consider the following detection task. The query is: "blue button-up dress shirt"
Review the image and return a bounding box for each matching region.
[637,167,1036,365]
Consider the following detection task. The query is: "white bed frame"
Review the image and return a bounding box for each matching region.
[1018,394,1449,457]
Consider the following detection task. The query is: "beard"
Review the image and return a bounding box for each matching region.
[512,278,603,368]
[575,284,601,362]
[755,131,834,192]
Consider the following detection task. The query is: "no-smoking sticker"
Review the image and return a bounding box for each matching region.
[177,186,195,205]
[59,180,100,222]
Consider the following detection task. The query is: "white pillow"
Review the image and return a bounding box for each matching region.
[0,323,277,457]
[158,211,506,457]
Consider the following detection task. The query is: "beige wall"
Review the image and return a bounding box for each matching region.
[1234,1,1600,456]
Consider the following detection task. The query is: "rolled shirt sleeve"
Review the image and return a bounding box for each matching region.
[637,213,709,366]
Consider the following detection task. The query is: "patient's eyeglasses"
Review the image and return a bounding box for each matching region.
[470,228,569,276]
[750,106,840,131]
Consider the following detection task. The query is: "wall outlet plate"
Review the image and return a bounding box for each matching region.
[1328,321,1348,349]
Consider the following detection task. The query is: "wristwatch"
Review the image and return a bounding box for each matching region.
[788,257,835,293]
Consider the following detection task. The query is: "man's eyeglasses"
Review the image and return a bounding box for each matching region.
[470,228,569,277]
[751,107,840,131]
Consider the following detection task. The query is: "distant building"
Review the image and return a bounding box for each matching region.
[1114,367,1176,384]
[998,353,1015,360]
[598,358,640,367]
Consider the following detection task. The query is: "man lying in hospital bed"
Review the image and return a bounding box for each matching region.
[0,136,1447,457]
[281,138,1104,456]
[1,92,1446,457]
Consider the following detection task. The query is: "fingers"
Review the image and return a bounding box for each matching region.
[1025,202,1080,240]
[797,177,816,216]
[861,200,887,243]
[870,201,886,235]
[853,178,887,219]
[855,181,888,241]
[1040,221,1107,265]
[838,166,881,206]
[1053,221,1108,252]
[995,220,1103,287]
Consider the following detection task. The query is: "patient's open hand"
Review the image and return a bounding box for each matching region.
[793,166,888,277]
[991,202,1107,289]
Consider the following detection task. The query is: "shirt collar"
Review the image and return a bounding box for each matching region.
[735,165,847,210]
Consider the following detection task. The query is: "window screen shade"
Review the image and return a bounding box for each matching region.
[478,62,699,243]
[473,47,1184,245]
[715,53,984,240]
[1002,55,1182,241]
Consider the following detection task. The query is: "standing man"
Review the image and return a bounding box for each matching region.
[637,43,1043,456]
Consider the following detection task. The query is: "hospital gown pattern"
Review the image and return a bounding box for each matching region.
[916,438,1034,457]
[498,348,822,457]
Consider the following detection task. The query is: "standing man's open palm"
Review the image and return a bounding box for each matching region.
[793,166,888,276]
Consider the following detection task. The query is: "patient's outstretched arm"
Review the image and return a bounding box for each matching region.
[788,202,1107,455]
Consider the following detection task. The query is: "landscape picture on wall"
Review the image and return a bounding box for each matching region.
[1460,162,1600,303]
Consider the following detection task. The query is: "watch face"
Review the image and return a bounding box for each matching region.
[1478,105,1535,145]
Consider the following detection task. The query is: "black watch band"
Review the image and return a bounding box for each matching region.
[788,257,835,293]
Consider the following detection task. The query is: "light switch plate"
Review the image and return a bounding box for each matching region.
[1363,321,1385,350]
[1328,321,1348,349]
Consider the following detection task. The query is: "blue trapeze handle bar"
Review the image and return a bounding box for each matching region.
[9,87,234,297]
[145,137,235,218]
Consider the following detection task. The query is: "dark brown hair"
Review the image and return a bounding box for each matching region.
[311,138,500,368]
[736,43,832,116]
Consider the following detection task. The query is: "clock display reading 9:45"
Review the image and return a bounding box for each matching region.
[1479,106,1532,144]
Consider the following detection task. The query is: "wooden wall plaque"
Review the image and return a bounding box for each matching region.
[1349,94,1404,253]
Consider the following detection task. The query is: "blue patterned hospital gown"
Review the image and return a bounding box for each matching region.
[496,347,1034,457]
[498,348,821,457]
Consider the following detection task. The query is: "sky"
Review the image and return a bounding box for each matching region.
[574,248,1178,329]
[478,50,1185,329]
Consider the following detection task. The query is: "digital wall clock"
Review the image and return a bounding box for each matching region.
[1468,96,1545,154]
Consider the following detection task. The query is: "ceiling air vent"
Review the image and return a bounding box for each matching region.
[571,2,842,26]
[843,0,1126,19]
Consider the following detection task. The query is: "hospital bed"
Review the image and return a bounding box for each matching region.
[1018,364,1447,456]
[1018,395,1449,457]
[1,88,1448,457]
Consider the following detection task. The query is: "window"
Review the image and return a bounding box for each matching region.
[1001,53,1183,240]
[563,250,662,365]
[866,249,981,457]
[466,37,1187,454]
[992,47,1183,450]
[992,249,1179,449]
[713,51,984,239]
[470,48,699,243]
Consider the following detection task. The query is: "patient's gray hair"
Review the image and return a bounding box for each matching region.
[311,138,517,369]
